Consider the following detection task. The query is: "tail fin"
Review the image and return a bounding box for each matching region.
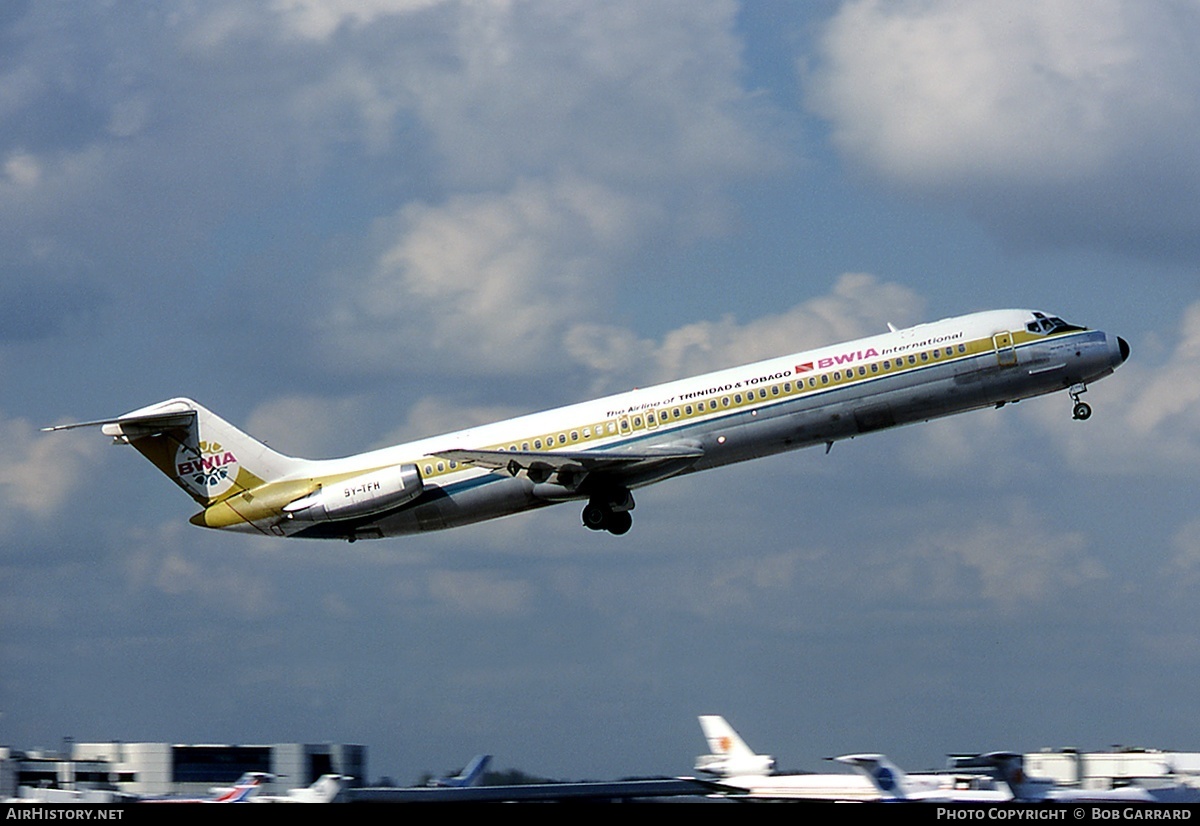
[695,715,775,776]
[211,772,272,803]
[303,774,348,802]
[979,751,1045,801]
[834,754,910,800]
[47,397,300,508]
[430,755,491,787]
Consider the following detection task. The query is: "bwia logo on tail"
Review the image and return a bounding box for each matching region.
[61,397,294,509]
[176,440,240,498]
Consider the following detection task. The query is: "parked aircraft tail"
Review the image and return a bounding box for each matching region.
[140,771,273,803]
[695,715,776,777]
[833,754,911,800]
[303,774,348,802]
[254,774,348,803]
[430,755,491,788]
[977,751,1036,798]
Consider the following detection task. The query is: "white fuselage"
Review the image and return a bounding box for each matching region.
[247,309,1126,540]
[707,772,881,802]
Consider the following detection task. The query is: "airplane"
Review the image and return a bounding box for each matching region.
[428,755,491,788]
[693,715,879,801]
[696,715,776,776]
[252,774,348,803]
[834,754,1012,803]
[139,772,272,803]
[5,787,139,804]
[44,309,1128,540]
[981,752,1200,804]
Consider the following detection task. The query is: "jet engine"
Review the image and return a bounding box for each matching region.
[283,464,423,522]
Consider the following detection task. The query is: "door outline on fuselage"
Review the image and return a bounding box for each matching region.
[993,331,1017,367]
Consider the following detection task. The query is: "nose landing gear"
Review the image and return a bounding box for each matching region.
[1069,383,1092,420]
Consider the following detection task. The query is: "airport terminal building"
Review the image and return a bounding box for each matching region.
[1022,748,1200,792]
[1,741,365,798]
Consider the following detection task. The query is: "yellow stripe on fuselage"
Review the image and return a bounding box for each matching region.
[406,324,1068,483]
[221,321,1075,532]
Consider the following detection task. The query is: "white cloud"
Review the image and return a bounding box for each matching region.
[690,550,804,616]
[245,394,371,459]
[375,396,524,446]
[270,0,444,42]
[121,522,281,618]
[0,415,101,525]
[180,0,778,188]
[0,146,109,228]
[807,0,1200,250]
[396,0,780,188]
[1125,303,1200,436]
[304,0,785,378]
[895,412,1012,480]
[322,176,653,374]
[1167,518,1200,587]
[0,1,785,389]
[568,273,925,387]
[811,1,1133,183]
[864,499,1105,609]
[427,569,534,616]
[3,152,40,188]
[1024,300,1200,474]
[171,0,777,188]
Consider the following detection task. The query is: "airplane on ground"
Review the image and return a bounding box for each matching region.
[981,752,1200,804]
[5,787,138,804]
[834,754,1012,803]
[696,715,776,776]
[428,755,491,788]
[693,715,879,801]
[252,774,348,803]
[139,772,272,803]
[45,309,1128,540]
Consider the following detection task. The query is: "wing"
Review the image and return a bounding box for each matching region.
[435,443,704,490]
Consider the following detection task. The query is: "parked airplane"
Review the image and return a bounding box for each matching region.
[429,755,491,788]
[252,774,348,803]
[694,715,879,801]
[46,309,1128,540]
[982,752,1200,804]
[139,772,272,803]
[696,715,776,776]
[835,754,1012,803]
[5,787,139,804]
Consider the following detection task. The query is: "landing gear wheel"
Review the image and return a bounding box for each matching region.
[581,489,635,535]
[582,502,608,531]
[1068,383,1092,421]
[606,511,632,536]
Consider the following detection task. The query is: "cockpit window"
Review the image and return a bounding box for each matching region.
[1026,312,1087,335]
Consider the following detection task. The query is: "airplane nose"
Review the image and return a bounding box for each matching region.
[1107,334,1130,370]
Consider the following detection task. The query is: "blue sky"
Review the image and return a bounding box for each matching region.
[4,0,1200,784]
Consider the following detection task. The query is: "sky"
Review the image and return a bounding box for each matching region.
[3,0,1200,785]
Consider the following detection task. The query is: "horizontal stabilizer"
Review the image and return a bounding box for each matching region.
[45,398,301,510]
[42,408,197,434]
